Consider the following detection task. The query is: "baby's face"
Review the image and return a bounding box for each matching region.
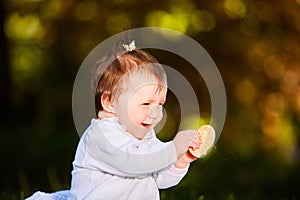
[113,74,167,139]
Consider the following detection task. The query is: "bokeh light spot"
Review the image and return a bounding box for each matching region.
[105,12,131,35]
[260,94,296,162]
[235,79,256,106]
[280,70,300,95]
[5,12,44,41]
[263,55,285,79]
[11,45,43,82]
[73,0,99,21]
[224,0,247,19]
[191,10,215,32]
[145,11,188,34]
[41,0,65,19]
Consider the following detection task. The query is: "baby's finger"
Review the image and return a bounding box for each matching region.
[190,139,200,150]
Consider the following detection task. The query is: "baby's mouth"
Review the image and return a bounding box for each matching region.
[141,122,152,128]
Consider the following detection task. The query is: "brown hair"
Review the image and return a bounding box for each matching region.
[93,48,167,116]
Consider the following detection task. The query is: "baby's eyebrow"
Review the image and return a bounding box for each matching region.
[146,99,155,103]
[140,98,165,104]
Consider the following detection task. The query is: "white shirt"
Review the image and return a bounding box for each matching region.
[69,117,189,200]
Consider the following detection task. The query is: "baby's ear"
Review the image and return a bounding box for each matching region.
[101,92,114,113]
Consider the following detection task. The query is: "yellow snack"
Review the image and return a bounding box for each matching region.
[188,125,215,158]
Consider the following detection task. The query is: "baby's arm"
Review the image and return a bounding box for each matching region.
[154,164,189,189]
[154,135,200,188]
[79,119,198,178]
[83,123,177,177]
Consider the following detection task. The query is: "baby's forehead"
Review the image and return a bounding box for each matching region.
[126,73,166,90]
[128,83,167,101]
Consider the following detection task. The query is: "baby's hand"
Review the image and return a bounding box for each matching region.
[172,130,198,158]
[174,133,202,169]
[189,125,215,158]
[174,125,215,169]
[189,131,202,151]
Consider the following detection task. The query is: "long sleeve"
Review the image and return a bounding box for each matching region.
[73,118,177,178]
[155,164,189,189]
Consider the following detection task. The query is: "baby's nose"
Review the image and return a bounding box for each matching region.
[149,105,162,119]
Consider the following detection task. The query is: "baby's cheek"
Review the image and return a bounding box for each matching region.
[157,112,163,123]
[131,112,145,124]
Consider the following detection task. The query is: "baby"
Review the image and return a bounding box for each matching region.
[69,41,202,199]
[26,40,211,200]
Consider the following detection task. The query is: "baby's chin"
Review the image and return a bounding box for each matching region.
[127,125,155,140]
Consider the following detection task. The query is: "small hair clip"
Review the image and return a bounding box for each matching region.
[122,40,136,52]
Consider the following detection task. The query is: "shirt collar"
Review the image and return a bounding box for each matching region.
[98,117,156,141]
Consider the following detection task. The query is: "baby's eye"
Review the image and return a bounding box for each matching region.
[142,102,150,106]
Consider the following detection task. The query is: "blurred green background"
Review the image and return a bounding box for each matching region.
[1,0,300,199]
